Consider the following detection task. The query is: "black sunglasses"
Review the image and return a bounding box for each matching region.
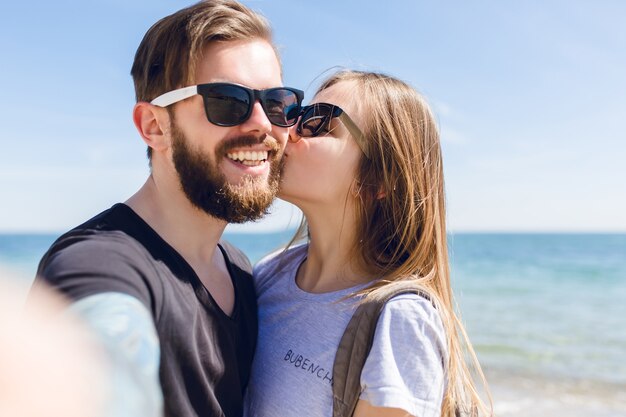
[151,82,304,127]
[296,103,369,158]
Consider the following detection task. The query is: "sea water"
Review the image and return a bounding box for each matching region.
[449,233,626,386]
[1,232,625,390]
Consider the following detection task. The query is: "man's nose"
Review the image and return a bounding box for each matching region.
[239,101,272,134]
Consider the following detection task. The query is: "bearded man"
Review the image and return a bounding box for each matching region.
[31,1,303,416]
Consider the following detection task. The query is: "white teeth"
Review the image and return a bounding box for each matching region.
[226,150,269,163]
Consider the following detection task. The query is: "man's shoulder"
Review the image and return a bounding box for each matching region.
[41,203,157,268]
[43,206,146,265]
[43,228,146,265]
[69,203,130,232]
[37,227,156,290]
[34,205,163,307]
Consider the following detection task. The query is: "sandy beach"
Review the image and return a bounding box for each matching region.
[486,368,626,417]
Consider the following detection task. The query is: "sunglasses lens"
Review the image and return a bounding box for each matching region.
[299,105,332,137]
[203,84,251,126]
[199,84,302,127]
[262,89,301,127]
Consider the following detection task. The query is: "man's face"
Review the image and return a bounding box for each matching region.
[168,39,288,223]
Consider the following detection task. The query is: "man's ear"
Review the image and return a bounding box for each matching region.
[132,102,170,152]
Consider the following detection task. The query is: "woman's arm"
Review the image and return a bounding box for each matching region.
[353,399,412,417]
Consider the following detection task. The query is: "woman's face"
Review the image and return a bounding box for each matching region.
[279,81,365,210]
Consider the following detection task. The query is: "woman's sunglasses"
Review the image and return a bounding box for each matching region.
[296,103,369,158]
[150,82,304,127]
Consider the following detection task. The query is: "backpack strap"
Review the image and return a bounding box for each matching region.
[332,281,430,417]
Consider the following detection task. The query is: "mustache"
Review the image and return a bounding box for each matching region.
[217,134,281,155]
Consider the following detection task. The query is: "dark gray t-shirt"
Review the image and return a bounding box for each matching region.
[244,244,447,417]
[34,203,257,417]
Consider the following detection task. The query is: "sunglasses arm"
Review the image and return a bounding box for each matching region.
[150,86,199,107]
[339,113,370,159]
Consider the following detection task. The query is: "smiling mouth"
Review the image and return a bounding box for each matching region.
[226,150,269,167]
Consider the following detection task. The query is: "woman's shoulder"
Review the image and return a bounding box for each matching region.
[382,292,442,325]
[360,292,448,417]
[376,292,446,348]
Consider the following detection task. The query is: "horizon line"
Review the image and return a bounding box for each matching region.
[1,229,625,235]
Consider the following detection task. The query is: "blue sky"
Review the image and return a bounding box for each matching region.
[1,1,624,232]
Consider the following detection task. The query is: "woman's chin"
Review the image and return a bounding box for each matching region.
[277,178,297,201]
[276,190,295,204]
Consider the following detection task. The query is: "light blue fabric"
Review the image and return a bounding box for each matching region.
[244,245,447,417]
[68,292,163,417]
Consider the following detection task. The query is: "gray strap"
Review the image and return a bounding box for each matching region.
[332,281,429,417]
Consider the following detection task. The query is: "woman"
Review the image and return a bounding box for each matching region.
[244,71,491,417]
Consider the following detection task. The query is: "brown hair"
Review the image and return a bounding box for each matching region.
[130,0,276,160]
[292,70,492,416]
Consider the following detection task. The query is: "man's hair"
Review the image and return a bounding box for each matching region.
[131,0,276,161]
[132,0,274,102]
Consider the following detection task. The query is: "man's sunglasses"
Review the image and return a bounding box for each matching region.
[150,82,304,127]
[296,103,369,158]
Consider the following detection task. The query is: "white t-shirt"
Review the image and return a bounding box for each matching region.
[244,244,447,417]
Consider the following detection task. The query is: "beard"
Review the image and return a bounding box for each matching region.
[171,120,282,223]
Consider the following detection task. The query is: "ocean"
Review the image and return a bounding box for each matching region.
[1,232,625,416]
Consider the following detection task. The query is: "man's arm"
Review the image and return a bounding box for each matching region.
[67,292,163,417]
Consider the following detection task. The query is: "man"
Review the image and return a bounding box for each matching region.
[32,1,303,416]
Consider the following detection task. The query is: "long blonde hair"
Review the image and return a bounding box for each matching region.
[292,70,492,416]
